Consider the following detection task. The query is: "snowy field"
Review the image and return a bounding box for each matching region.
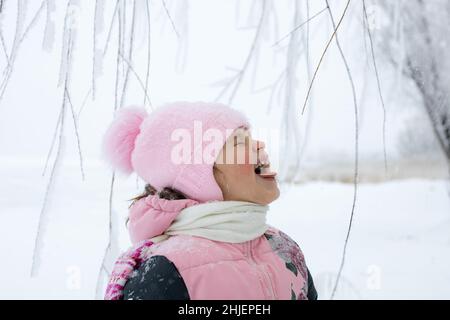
[0,0,449,300]
[1,161,449,300]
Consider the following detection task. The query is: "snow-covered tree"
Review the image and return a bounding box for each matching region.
[377,0,450,167]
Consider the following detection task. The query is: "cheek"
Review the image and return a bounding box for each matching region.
[236,164,255,177]
[226,164,255,183]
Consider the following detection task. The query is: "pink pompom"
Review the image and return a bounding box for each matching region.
[102,107,148,174]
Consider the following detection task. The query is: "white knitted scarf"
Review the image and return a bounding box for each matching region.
[150,200,269,244]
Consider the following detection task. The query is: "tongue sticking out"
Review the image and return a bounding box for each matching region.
[257,166,277,178]
[260,171,277,178]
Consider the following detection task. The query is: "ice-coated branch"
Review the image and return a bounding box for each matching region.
[362,0,388,174]
[92,0,105,100]
[42,107,62,177]
[66,88,85,180]
[297,0,314,171]
[144,0,151,107]
[42,0,56,51]
[95,174,120,299]
[161,0,180,39]
[103,0,120,57]
[324,0,360,300]
[0,0,45,104]
[301,0,350,115]
[31,1,76,275]
[271,5,328,48]
[214,0,267,105]
[118,51,152,108]
[281,0,304,183]
[119,0,137,109]
[96,0,126,298]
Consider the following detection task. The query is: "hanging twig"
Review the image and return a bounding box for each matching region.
[66,88,85,180]
[161,0,180,39]
[282,0,305,183]
[173,0,189,73]
[0,0,23,96]
[271,6,328,48]
[32,90,67,277]
[0,0,10,68]
[18,1,46,45]
[144,0,152,107]
[95,1,124,298]
[362,0,388,174]
[301,0,351,115]
[259,69,286,113]
[42,107,63,177]
[92,0,104,100]
[103,0,120,56]
[324,0,359,299]
[95,172,116,298]
[119,0,137,109]
[75,87,93,119]
[118,51,152,108]
[296,0,315,178]
[42,0,56,51]
[77,0,121,119]
[31,3,75,275]
[0,1,45,105]
[114,1,123,109]
[0,29,10,68]
[214,0,267,105]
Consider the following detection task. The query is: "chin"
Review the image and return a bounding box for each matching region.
[269,186,280,203]
[257,186,280,205]
[250,174,278,204]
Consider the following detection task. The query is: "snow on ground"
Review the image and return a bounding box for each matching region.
[0,161,449,299]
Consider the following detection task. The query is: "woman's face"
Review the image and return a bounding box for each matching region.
[213,128,279,205]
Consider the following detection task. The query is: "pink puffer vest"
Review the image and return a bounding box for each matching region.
[106,226,310,300]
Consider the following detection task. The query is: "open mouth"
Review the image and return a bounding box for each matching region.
[254,162,277,179]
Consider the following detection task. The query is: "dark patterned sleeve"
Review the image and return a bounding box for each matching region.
[307,268,318,300]
[122,255,190,300]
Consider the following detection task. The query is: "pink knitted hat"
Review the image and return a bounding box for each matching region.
[102,101,250,202]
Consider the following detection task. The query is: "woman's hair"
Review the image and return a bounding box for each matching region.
[129,184,187,207]
[125,184,187,227]
[130,165,222,207]
[126,166,222,226]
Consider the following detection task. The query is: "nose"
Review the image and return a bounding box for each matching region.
[252,140,269,164]
[252,140,266,151]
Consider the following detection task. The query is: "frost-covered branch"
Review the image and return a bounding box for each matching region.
[119,0,137,109]
[271,5,328,48]
[297,0,315,173]
[144,0,151,106]
[42,0,56,51]
[214,0,267,105]
[161,0,180,39]
[378,0,450,165]
[92,0,105,100]
[362,0,388,173]
[66,88,85,180]
[118,51,152,107]
[0,0,46,105]
[31,1,77,276]
[301,0,350,115]
[280,0,304,183]
[324,0,359,299]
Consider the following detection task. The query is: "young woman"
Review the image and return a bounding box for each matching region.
[102,101,317,300]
